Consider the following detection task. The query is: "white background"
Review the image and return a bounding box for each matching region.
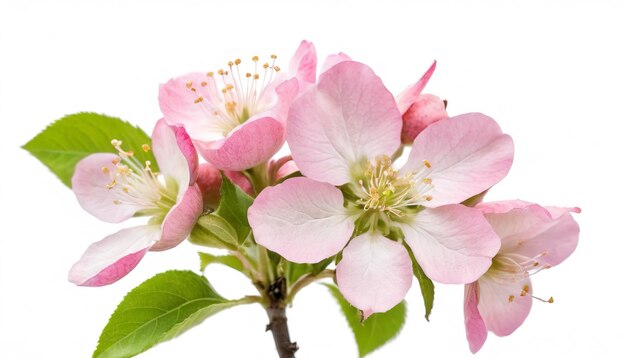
[1,0,625,357]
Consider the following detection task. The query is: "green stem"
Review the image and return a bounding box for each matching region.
[285,269,335,304]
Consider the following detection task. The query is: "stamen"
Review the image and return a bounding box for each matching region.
[141,144,151,152]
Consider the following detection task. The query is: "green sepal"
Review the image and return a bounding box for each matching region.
[23,112,156,187]
[214,174,254,245]
[198,252,245,273]
[189,214,239,250]
[407,247,435,321]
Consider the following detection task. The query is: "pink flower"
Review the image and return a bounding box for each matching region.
[68,119,203,286]
[158,41,317,171]
[248,61,514,317]
[464,201,580,353]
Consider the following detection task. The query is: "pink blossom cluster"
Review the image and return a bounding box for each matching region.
[67,41,579,352]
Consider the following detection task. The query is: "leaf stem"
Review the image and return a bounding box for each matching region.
[285,269,335,304]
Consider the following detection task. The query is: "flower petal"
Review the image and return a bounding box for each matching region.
[289,40,317,84]
[464,282,488,354]
[401,204,500,284]
[152,119,194,197]
[196,163,223,210]
[152,184,203,251]
[72,153,138,223]
[321,52,352,73]
[197,116,285,171]
[68,225,160,286]
[159,72,226,142]
[336,232,413,319]
[396,60,437,114]
[477,274,533,336]
[402,113,514,207]
[248,177,354,263]
[478,201,580,267]
[287,61,402,185]
[400,94,449,144]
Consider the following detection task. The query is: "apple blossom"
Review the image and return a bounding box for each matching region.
[248,61,514,317]
[464,200,580,353]
[68,119,203,286]
[158,41,317,171]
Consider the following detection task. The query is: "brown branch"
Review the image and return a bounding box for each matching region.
[265,277,298,358]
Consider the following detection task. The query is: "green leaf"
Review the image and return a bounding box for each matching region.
[199,252,244,272]
[93,270,254,358]
[325,284,407,357]
[189,214,239,249]
[286,257,334,286]
[214,174,254,244]
[23,112,157,187]
[407,248,435,321]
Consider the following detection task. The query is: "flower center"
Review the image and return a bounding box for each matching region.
[355,155,434,217]
[103,140,177,215]
[488,251,554,304]
[186,55,281,136]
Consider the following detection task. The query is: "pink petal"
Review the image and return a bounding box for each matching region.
[478,201,580,267]
[197,116,285,171]
[336,232,413,319]
[248,177,354,263]
[477,274,533,336]
[68,225,160,286]
[151,184,203,251]
[289,40,317,84]
[400,94,449,144]
[402,113,514,207]
[159,72,226,142]
[71,153,137,223]
[401,204,500,284]
[396,61,437,114]
[225,170,254,196]
[196,163,222,210]
[272,78,300,124]
[287,61,402,185]
[321,52,352,73]
[152,119,194,196]
[464,282,488,354]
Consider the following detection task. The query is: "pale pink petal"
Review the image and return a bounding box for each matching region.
[321,52,352,73]
[396,61,436,114]
[225,170,254,196]
[401,94,449,144]
[197,116,284,171]
[287,61,402,185]
[196,163,222,210]
[272,78,300,124]
[151,184,203,251]
[72,153,137,223]
[289,40,317,84]
[477,274,533,336]
[478,201,580,267]
[401,204,500,284]
[68,225,160,286]
[276,160,298,180]
[336,232,413,319]
[159,72,226,141]
[402,113,514,207]
[248,177,354,263]
[152,119,193,197]
[464,282,488,354]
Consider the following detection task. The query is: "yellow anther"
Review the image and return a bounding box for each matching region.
[423,178,432,184]
[508,295,515,303]
[112,157,121,165]
[424,195,433,201]
[271,54,277,59]
[207,71,214,77]
[273,66,281,72]
[235,58,241,65]
[113,199,122,205]
[252,55,259,61]
[101,166,109,174]
[106,180,117,189]
[263,63,269,69]
[217,69,224,75]
[225,102,237,111]
[201,81,207,87]
[221,88,228,94]
[226,84,234,90]
[246,73,252,78]
[423,159,432,168]
[548,297,554,303]
[194,96,204,103]
[228,61,234,66]
[253,74,259,80]
[185,81,193,89]
[123,186,129,193]
[190,88,196,92]
[141,144,151,152]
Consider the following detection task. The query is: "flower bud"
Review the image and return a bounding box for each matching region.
[401,94,449,144]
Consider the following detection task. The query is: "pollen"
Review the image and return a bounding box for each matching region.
[423,159,432,168]
[141,144,151,152]
[194,96,204,103]
[101,166,109,174]
[185,81,193,89]
[508,295,515,303]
